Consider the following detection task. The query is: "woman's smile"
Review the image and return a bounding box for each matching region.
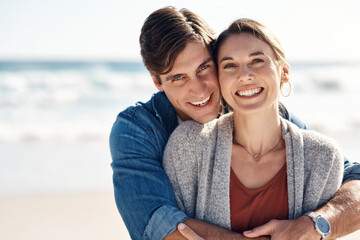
[236,86,264,97]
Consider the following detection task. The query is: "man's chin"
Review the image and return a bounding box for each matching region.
[192,113,218,124]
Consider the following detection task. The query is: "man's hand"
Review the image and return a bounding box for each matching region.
[243,216,321,240]
[175,222,270,240]
[177,223,204,240]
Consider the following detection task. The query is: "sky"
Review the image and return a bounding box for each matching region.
[1,0,360,61]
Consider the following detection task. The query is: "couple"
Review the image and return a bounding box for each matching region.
[110,7,360,240]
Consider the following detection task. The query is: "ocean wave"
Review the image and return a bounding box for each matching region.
[0,61,359,143]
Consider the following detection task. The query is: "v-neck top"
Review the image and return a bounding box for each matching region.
[230,164,289,232]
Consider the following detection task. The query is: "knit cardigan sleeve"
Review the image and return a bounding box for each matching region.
[162,120,204,218]
[162,115,233,229]
[301,128,344,213]
[282,118,344,219]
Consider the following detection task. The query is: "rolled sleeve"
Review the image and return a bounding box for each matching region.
[343,159,360,182]
[144,205,188,240]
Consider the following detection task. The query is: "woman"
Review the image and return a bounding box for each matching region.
[162,18,343,235]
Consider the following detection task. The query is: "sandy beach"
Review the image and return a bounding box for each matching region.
[0,191,359,240]
[0,191,131,240]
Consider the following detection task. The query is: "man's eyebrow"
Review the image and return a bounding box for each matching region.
[198,57,213,69]
[165,57,213,81]
[165,74,182,81]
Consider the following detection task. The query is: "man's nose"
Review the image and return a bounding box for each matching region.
[190,76,206,93]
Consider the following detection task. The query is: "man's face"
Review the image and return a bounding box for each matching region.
[153,41,221,124]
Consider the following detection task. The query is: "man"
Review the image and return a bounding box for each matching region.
[110,7,360,240]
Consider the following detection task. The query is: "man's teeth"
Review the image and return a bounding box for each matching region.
[238,88,261,97]
[190,95,211,106]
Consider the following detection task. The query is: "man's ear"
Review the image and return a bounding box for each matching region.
[151,74,164,91]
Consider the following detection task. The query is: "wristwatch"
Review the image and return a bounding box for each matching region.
[305,212,331,239]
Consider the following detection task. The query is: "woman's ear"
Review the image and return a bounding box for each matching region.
[151,74,164,91]
[281,66,290,83]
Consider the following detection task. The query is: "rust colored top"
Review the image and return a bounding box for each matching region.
[230,164,289,232]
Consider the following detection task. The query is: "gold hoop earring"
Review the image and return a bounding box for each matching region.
[219,99,228,115]
[281,82,292,97]
[220,99,228,109]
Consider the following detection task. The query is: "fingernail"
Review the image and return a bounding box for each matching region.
[244,230,252,234]
[178,223,186,230]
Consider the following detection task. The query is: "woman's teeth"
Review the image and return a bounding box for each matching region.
[237,88,261,97]
[190,95,211,106]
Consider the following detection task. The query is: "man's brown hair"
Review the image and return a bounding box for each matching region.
[140,7,215,83]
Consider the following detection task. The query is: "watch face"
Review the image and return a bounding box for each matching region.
[316,217,330,234]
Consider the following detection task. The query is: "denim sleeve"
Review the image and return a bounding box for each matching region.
[110,115,188,240]
[285,108,360,182]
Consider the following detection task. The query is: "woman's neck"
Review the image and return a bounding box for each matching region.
[233,105,282,156]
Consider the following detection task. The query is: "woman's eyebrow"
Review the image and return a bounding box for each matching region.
[249,51,265,57]
[219,57,233,64]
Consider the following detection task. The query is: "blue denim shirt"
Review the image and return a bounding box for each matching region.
[110,91,360,240]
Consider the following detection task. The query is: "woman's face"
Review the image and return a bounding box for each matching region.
[217,33,288,115]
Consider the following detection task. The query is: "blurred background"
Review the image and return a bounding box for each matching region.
[0,0,359,239]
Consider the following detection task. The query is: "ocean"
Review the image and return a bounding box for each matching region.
[0,60,359,195]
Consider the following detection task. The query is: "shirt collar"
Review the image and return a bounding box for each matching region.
[152,91,179,134]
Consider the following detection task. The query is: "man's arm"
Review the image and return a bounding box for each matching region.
[315,180,360,239]
[110,112,188,240]
[164,218,270,240]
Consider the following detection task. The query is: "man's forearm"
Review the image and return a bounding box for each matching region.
[163,218,269,240]
[315,180,360,239]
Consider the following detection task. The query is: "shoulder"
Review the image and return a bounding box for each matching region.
[282,119,343,164]
[166,120,205,151]
[164,113,233,163]
[111,92,175,134]
[110,101,157,141]
[169,112,233,145]
[301,128,342,159]
[110,92,174,158]
[116,93,160,127]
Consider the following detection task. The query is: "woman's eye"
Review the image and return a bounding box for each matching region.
[252,58,264,64]
[223,63,236,69]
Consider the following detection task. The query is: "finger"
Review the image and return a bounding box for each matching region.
[178,223,205,240]
[243,220,276,238]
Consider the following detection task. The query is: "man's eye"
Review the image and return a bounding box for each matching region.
[172,75,183,82]
[199,65,209,71]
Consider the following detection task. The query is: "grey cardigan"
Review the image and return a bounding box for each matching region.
[163,113,343,229]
